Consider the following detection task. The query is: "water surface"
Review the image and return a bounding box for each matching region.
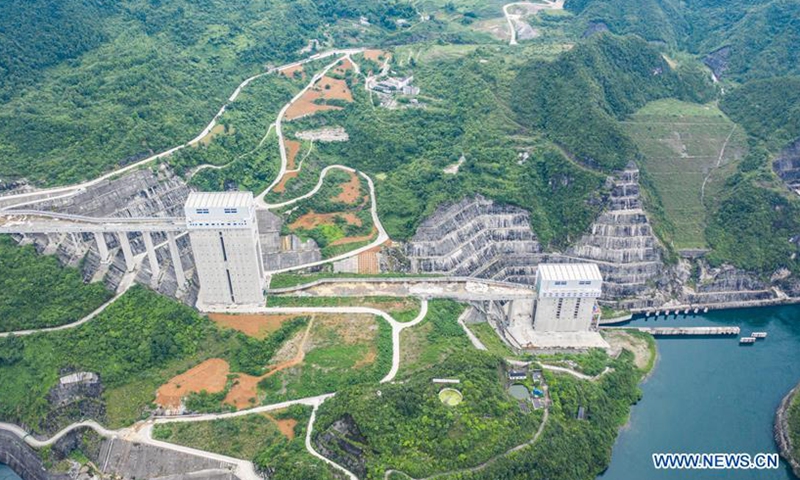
[0,464,21,480]
[601,305,800,480]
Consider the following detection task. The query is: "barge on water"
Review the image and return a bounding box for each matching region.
[752,332,768,339]
[740,337,756,344]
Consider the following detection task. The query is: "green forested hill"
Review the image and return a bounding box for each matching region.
[0,0,109,102]
[565,0,800,81]
[0,0,414,186]
[513,34,714,172]
[720,76,800,149]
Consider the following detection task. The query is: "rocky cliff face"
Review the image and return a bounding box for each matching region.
[257,209,321,272]
[403,163,792,311]
[406,195,541,284]
[773,138,800,195]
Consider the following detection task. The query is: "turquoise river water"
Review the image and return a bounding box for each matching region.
[601,305,800,480]
[0,464,20,480]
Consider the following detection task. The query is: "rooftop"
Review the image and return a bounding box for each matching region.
[185,191,254,209]
[537,263,602,282]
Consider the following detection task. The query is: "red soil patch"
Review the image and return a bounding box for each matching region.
[329,227,377,246]
[273,171,298,194]
[285,140,302,170]
[264,412,298,440]
[209,313,299,340]
[156,359,230,410]
[333,58,355,75]
[284,76,353,121]
[224,320,315,410]
[358,249,380,274]
[334,172,362,204]
[364,49,391,63]
[280,64,305,80]
[290,212,361,230]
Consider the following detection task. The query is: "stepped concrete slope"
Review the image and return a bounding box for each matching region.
[257,209,321,271]
[406,195,541,284]
[561,164,665,307]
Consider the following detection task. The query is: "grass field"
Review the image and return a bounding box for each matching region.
[258,314,391,404]
[153,406,336,479]
[266,295,421,322]
[621,99,748,249]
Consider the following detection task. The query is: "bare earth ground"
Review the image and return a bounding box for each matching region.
[603,330,653,370]
[289,211,362,230]
[208,313,301,339]
[156,358,231,410]
[333,172,361,204]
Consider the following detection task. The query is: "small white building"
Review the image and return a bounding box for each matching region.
[533,263,602,332]
[185,192,265,307]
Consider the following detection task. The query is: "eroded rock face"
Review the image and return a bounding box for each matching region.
[704,46,730,80]
[773,138,800,194]
[563,165,666,305]
[406,195,541,284]
[313,414,368,479]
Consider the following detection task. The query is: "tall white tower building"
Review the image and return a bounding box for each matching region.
[533,263,602,332]
[185,192,265,307]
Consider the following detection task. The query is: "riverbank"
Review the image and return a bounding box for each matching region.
[601,304,800,480]
[776,382,800,478]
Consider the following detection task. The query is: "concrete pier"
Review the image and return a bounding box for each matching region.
[602,326,740,336]
[143,231,160,278]
[167,231,186,288]
[118,232,134,272]
[94,232,110,263]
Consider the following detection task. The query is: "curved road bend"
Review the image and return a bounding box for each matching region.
[0,49,363,212]
[260,166,389,276]
[256,54,359,203]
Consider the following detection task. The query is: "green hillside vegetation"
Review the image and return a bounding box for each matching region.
[285,46,610,246]
[0,0,415,186]
[720,76,800,150]
[788,388,800,467]
[166,73,301,193]
[513,34,715,173]
[315,349,644,479]
[565,0,800,81]
[0,236,112,332]
[456,352,643,480]
[153,406,337,480]
[0,286,309,432]
[315,351,543,478]
[622,99,747,249]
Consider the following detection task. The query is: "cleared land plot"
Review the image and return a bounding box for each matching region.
[279,63,305,80]
[194,124,231,147]
[156,358,230,410]
[259,314,389,403]
[284,76,353,121]
[266,295,421,322]
[364,49,391,62]
[621,100,747,249]
[289,211,362,230]
[333,171,362,203]
[398,301,471,378]
[209,313,301,339]
[152,407,336,479]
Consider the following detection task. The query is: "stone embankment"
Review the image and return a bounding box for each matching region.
[775,382,800,478]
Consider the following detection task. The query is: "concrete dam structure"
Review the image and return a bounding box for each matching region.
[406,194,541,285]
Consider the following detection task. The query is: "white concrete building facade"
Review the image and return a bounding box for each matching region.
[185,192,265,307]
[533,263,602,332]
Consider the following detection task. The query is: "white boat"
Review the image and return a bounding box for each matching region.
[751,332,767,339]
[739,337,756,344]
